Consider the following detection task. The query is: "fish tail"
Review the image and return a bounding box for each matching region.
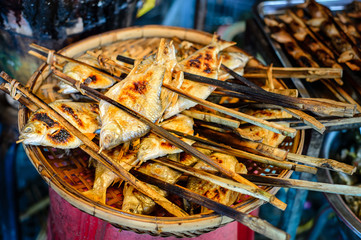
[211,33,236,51]
[83,188,107,204]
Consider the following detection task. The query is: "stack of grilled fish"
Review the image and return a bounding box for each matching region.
[19,34,291,216]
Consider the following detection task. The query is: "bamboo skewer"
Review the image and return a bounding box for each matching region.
[244,67,343,80]
[131,170,290,240]
[163,84,297,137]
[242,174,361,196]
[0,72,188,218]
[49,69,286,210]
[283,107,325,134]
[196,127,356,175]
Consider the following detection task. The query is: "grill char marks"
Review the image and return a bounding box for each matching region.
[60,104,83,128]
[47,128,73,144]
[33,112,58,128]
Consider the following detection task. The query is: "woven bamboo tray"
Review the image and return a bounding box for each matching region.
[18,25,305,238]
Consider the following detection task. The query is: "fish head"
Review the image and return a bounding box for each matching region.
[19,120,48,145]
[100,122,122,150]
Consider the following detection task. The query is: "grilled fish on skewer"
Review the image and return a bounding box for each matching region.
[336,13,361,51]
[138,114,195,162]
[59,55,117,94]
[186,152,247,213]
[301,0,361,70]
[122,162,182,214]
[239,109,292,147]
[19,100,99,149]
[84,151,139,203]
[278,11,343,84]
[100,39,176,150]
[163,35,235,119]
[123,148,213,214]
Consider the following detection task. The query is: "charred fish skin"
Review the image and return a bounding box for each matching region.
[59,55,116,94]
[19,101,100,149]
[162,35,235,119]
[99,40,178,150]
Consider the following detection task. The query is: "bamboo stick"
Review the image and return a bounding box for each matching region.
[283,108,325,134]
[242,174,361,196]
[286,153,356,175]
[163,84,297,137]
[182,109,240,128]
[132,170,290,240]
[0,83,38,112]
[49,69,286,210]
[0,71,188,218]
[244,67,342,80]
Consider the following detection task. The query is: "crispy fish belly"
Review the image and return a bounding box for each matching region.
[19,100,99,149]
[240,109,292,147]
[84,151,138,203]
[137,114,194,162]
[99,40,177,150]
[122,162,181,214]
[162,35,235,119]
[59,55,116,94]
[186,152,247,213]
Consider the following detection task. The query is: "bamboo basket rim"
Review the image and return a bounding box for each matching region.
[18,25,305,234]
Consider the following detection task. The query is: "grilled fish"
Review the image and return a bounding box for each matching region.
[240,109,292,147]
[187,152,247,213]
[59,55,117,94]
[100,39,176,150]
[122,162,181,214]
[137,114,194,162]
[19,100,99,149]
[162,35,235,119]
[84,150,138,203]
